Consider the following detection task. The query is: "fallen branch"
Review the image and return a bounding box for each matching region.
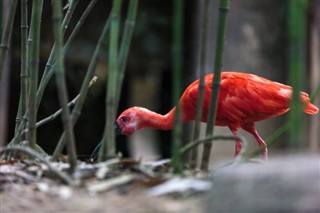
[0,145,74,185]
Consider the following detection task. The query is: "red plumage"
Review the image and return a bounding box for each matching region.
[115,72,319,160]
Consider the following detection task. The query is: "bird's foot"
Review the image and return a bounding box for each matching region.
[261,148,268,161]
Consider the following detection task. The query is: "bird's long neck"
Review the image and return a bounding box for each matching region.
[139,107,176,131]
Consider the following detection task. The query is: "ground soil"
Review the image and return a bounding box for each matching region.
[1,181,204,213]
[0,159,206,213]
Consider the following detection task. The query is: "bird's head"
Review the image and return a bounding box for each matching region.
[115,107,144,135]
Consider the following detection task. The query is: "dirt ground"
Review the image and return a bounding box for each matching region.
[3,153,318,213]
[0,158,206,213]
[1,182,204,213]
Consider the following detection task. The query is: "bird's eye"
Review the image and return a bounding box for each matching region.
[121,116,128,122]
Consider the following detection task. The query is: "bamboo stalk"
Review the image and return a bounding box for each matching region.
[92,0,138,161]
[11,0,85,145]
[36,0,79,110]
[28,0,43,149]
[0,2,2,40]
[17,77,97,156]
[63,0,98,53]
[115,0,139,108]
[52,0,77,172]
[190,0,210,168]
[52,14,111,161]
[99,0,123,161]
[0,44,11,148]
[0,0,18,78]
[180,135,246,157]
[287,0,308,148]
[308,2,320,152]
[15,0,29,138]
[170,0,184,174]
[0,0,18,147]
[201,0,229,171]
[310,84,320,103]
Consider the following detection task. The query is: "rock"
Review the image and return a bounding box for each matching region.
[205,155,320,212]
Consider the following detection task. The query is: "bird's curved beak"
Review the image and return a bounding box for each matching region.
[114,122,122,135]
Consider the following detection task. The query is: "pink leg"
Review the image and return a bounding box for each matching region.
[228,127,242,158]
[241,123,268,160]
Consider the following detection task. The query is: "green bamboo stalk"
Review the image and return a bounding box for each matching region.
[115,0,139,108]
[287,0,308,148]
[180,135,246,157]
[52,14,111,161]
[15,0,29,137]
[61,0,80,36]
[17,77,97,151]
[63,0,98,54]
[52,0,77,172]
[99,0,123,161]
[0,43,11,148]
[28,0,43,149]
[310,83,320,103]
[0,2,2,40]
[36,0,79,110]
[201,0,229,170]
[0,0,18,78]
[0,0,18,147]
[11,0,84,145]
[190,0,211,167]
[170,0,184,174]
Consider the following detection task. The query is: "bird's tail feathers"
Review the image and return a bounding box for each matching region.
[300,92,319,114]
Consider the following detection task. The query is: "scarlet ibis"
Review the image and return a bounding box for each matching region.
[113,72,319,160]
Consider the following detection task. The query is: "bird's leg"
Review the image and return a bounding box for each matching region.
[241,123,268,160]
[228,127,242,158]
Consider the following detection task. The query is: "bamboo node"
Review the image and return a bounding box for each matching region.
[0,44,10,49]
[125,20,135,26]
[20,25,29,29]
[219,7,230,12]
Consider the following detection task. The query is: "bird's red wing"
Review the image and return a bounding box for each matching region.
[180,72,316,127]
[217,74,291,125]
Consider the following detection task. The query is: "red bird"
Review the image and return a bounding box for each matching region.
[115,72,319,160]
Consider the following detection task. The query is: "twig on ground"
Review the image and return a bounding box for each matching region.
[0,146,74,185]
